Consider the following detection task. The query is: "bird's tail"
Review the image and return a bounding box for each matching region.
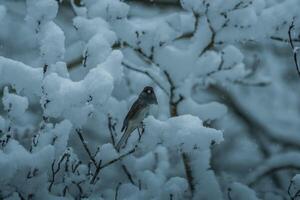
[115,131,130,151]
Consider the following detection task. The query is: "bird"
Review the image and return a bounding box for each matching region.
[115,86,158,151]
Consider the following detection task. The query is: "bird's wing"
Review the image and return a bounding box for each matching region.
[121,99,146,133]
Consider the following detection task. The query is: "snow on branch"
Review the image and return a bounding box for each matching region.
[245,152,300,186]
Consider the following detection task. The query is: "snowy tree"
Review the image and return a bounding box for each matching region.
[0,0,300,199]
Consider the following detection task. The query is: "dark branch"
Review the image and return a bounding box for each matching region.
[182,153,195,195]
[270,35,300,43]
[100,147,136,170]
[48,153,69,192]
[122,60,169,95]
[248,165,300,186]
[90,147,136,184]
[108,114,117,146]
[288,19,300,78]
[75,129,98,168]
[115,182,122,200]
[121,164,135,185]
[163,71,184,117]
[90,160,102,184]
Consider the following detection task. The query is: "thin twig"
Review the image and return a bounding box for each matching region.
[122,165,135,185]
[90,148,136,184]
[108,114,117,146]
[122,59,169,95]
[49,153,69,192]
[163,71,184,117]
[115,182,122,200]
[182,153,195,195]
[288,19,300,78]
[270,36,300,43]
[90,160,102,184]
[75,129,98,168]
[100,147,136,170]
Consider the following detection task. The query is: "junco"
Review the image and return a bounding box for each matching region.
[115,86,158,151]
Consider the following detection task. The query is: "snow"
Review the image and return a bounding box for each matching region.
[0,57,43,98]
[178,98,227,121]
[32,120,72,157]
[73,17,117,44]
[0,0,299,199]
[245,152,300,185]
[84,0,129,20]
[83,34,112,69]
[0,5,6,21]
[25,0,58,31]
[2,87,29,121]
[38,22,65,66]
[229,182,260,200]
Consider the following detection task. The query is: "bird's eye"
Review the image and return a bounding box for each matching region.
[147,89,152,94]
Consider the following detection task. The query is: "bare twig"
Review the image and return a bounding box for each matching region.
[63,185,68,196]
[288,19,300,78]
[108,114,117,146]
[90,147,136,184]
[122,59,169,95]
[232,79,271,87]
[100,147,136,170]
[182,153,195,195]
[75,129,98,168]
[270,36,300,43]
[121,164,135,185]
[72,180,85,197]
[163,71,184,117]
[90,160,102,184]
[115,182,122,200]
[49,153,69,192]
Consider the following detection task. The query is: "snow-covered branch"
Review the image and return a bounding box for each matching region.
[246,152,300,186]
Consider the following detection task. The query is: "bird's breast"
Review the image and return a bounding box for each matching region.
[137,106,150,121]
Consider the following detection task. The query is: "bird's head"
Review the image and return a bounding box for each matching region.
[140,86,158,105]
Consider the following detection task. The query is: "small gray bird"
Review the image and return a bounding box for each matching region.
[115,86,158,151]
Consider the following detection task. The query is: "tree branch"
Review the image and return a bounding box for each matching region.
[49,153,69,192]
[115,182,122,200]
[100,147,136,170]
[288,19,300,78]
[90,147,136,184]
[108,114,117,146]
[75,129,98,168]
[122,59,169,95]
[245,152,300,186]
